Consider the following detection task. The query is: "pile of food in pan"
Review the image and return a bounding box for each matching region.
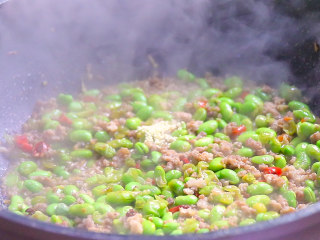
[2,70,320,235]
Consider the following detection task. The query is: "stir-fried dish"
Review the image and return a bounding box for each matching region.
[1,71,320,235]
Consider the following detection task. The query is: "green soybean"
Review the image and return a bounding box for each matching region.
[218,169,240,184]
[18,161,38,176]
[197,120,218,135]
[69,130,92,142]
[69,203,95,217]
[251,155,274,165]
[170,140,191,152]
[24,180,43,193]
[247,182,273,195]
[175,195,198,205]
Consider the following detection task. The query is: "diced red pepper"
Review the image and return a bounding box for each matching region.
[240,91,250,99]
[283,116,293,122]
[135,162,141,169]
[264,167,282,176]
[33,141,49,157]
[198,100,208,108]
[14,135,33,153]
[232,125,246,136]
[180,156,190,164]
[168,205,190,213]
[58,113,73,125]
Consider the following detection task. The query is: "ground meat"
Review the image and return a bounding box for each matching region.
[185,178,206,189]
[103,120,119,133]
[310,131,320,143]
[233,200,256,218]
[187,120,203,132]
[190,148,213,162]
[123,213,143,234]
[283,165,317,186]
[173,112,192,122]
[161,149,183,170]
[245,138,267,155]
[264,174,286,188]
[219,140,234,156]
[30,176,55,187]
[183,188,194,195]
[261,85,274,94]
[263,102,281,117]
[42,125,68,142]
[197,197,211,210]
[270,118,285,133]
[111,148,130,168]
[33,203,47,213]
[224,122,238,137]
[222,155,250,169]
[242,165,262,179]
[269,200,282,212]
[179,208,198,218]
[238,183,249,198]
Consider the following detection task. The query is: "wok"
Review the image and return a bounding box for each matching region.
[0,0,319,239]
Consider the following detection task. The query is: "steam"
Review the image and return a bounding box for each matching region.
[2,0,318,86]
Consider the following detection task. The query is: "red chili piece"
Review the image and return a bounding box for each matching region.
[264,167,282,176]
[198,100,208,108]
[58,113,73,125]
[180,156,190,164]
[240,91,250,99]
[33,141,49,158]
[135,162,141,169]
[232,125,247,136]
[14,135,33,153]
[168,205,190,213]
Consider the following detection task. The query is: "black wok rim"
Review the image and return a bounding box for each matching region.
[1,200,320,239]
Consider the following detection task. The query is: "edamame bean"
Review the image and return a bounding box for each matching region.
[194,137,213,147]
[135,142,149,154]
[69,203,95,217]
[170,140,191,152]
[210,205,225,223]
[154,166,167,188]
[256,211,280,221]
[136,106,153,121]
[94,143,116,158]
[105,191,135,205]
[70,149,93,159]
[142,219,156,235]
[219,102,233,122]
[193,108,207,121]
[197,120,218,135]
[18,161,38,176]
[209,157,225,172]
[175,195,198,205]
[218,169,240,184]
[251,155,274,165]
[94,131,110,142]
[24,179,43,193]
[247,182,273,195]
[239,218,256,226]
[306,144,320,161]
[246,195,270,207]
[177,69,195,82]
[237,147,254,157]
[165,170,182,182]
[125,117,142,130]
[304,187,316,203]
[69,130,92,142]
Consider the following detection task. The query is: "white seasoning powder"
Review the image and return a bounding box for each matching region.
[137,120,182,147]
